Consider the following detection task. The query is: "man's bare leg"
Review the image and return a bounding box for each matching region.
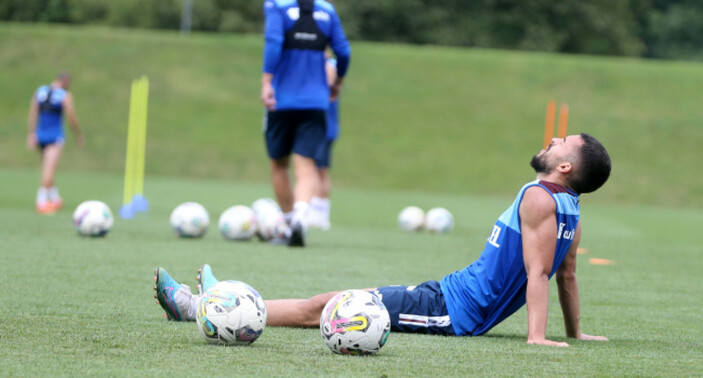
[265,292,340,328]
[270,157,293,213]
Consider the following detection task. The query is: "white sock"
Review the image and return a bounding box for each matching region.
[292,201,309,226]
[318,198,330,219]
[36,187,49,205]
[310,197,330,220]
[284,211,294,226]
[48,186,61,202]
[310,196,323,210]
[175,284,200,321]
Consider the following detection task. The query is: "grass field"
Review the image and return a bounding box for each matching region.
[1,167,702,376]
[2,22,702,376]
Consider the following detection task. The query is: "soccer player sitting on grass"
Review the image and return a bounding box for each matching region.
[154,133,611,347]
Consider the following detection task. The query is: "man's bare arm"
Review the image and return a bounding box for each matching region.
[261,73,276,111]
[63,93,84,146]
[556,222,608,342]
[556,222,581,338]
[521,186,568,347]
[27,97,38,149]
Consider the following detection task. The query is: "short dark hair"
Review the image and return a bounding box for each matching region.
[569,133,611,194]
[56,71,72,82]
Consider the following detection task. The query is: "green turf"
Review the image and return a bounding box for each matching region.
[1,23,703,209]
[1,167,701,376]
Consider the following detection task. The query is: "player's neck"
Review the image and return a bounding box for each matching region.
[535,172,567,189]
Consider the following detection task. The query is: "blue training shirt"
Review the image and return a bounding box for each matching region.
[440,180,580,336]
[262,0,351,111]
[34,85,67,144]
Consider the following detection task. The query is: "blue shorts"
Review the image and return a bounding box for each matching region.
[373,281,455,336]
[264,110,326,161]
[315,139,334,168]
[38,136,65,150]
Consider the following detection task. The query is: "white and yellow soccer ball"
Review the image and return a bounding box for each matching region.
[169,202,210,238]
[219,205,257,241]
[73,200,114,237]
[251,198,286,241]
[397,206,425,232]
[425,207,454,234]
[197,280,267,346]
[320,290,391,355]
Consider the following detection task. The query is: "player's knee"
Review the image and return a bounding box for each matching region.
[300,294,333,327]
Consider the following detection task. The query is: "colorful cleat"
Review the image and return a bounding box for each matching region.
[154,267,187,321]
[196,264,219,295]
[51,198,63,210]
[36,202,57,215]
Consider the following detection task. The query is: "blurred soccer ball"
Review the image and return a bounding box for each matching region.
[256,210,287,241]
[219,205,257,241]
[73,200,114,237]
[251,198,281,216]
[169,202,210,238]
[320,290,391,355]
[197,280,267,346]
[425,207,454,234]
[397,206,425,232]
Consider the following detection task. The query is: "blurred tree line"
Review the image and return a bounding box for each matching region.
[2,0,703,60]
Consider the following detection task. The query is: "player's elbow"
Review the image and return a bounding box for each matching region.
[525,262,551,278]
[556,269,576,286]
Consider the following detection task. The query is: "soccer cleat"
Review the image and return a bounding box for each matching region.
[36,202,57,215]
[154,267,189,321]
[288,221,305,247]
[196,264,219,295]
[51,198,64,210]
[268,235,289,246]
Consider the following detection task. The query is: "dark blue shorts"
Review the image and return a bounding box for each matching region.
[38,136,65,150]
[264,110,326,160]
[373,281,455,336]
[315,139,334,168]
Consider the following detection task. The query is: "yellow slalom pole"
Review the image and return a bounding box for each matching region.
[122,79,138,206]
[134,76,149,197]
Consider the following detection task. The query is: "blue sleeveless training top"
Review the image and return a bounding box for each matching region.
[34,85,67,144]
[440,180,580,336]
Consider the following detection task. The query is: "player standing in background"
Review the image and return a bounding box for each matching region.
[260,0,351,247]
[155,134,611,347]
[27,72,84,214]
[307,53,339,230]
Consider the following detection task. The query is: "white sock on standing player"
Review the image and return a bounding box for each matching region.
[48,186,61,203]
[36,187,49,206]
[292,201,309,227]
[308,196,331,230]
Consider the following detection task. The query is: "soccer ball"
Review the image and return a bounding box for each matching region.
[397,206,425,232]
[197,280,267,346]
[320,290,391,355]
[169,202,210,238]
[251,197,281,215]
[219,205,257,241]
[73,200,114,237]
[251,198,286,241]
[425,207,454,234]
